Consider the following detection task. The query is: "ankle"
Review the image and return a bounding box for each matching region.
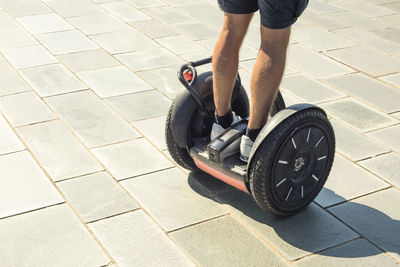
[215,110,233,129]
[246,128,261,142]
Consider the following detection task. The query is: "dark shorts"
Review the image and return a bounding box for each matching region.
[218,0,309,29]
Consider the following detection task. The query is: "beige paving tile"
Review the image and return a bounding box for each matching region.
[178,4,221,27]
[0,62,31,96]
[331,0,395,17]
[132,115,167,150]
[67,13,131,35]
[358,153,400,188]
[92,138,173,180]
[142,6,198,25]
[126,0,165,8]
[0,10,20,31]
[156,35,205,55]
[77,66,152,98]
[16,13,73,34]
[101,1,151,22]
[0,91,56,127]
[89,30,159,54]
[122,168,227,231]
[17,120,103,181]
[381,2,400,12]
[2,45,57,69]
[89,210,193,266]
[307,0,345,13]
[0,114,24,155]
[36,30,99,55]
[45,0,104,18]
[45,90,140,148]
[0,28,38,50]
[0,204,110,266]
[370,27,400,44]
[0,151,63,218]
[367,124,400,152]
[163,0,208,6]
[380,73,400,88]
[19,64,87,97]
[325,11,387,31]
[173,22,219,41]
[58,172,138,222]
[56,49,120,72]
[0,0,52,17]
[171,215,291,266]
[129,19,178,39]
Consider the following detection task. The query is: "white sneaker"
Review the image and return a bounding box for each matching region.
[210,111,241,140]
[240,135,254,163]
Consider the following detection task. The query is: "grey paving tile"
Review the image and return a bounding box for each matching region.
[359,153,400,188]
[116,47,184,72]
[36,30,99,55]
[280,73,346,104]
[45,0,104,18]
[287,44,354,78]
[163,0,208,6]
[330,119,389,161]
[0,91,56,127]
[299,9,351,30]
[0,204,110,266]
[101,2,151,22]
[0,62,31,96]
[89,210,193,266]
[281,91,302,106]
[367,125,400,152]
[320,98,397,132]
[106,90,171,122]
[77,66,152,98]
[315,154,390,208]
[56,49,120,72]
[142,6,198,25]
[132,115,167,150]
[45,90,140,148]
[171,215,290,266]
[92,138,173,180]
[156,35,205,55]
[89,30,159,54]
[0,28,37,50]
[0,151,63,218]
[296,238,400,267]
[325,11,387,31]
[19,64,87,97]
[17,120,103,181]
[331,0,395,17]
[122,168,227,231]
[2,45,57,69]
[0,0,52,17]
[178,4,222,27]
[380,73,400,88]
[325,46,400,77]
[67,13,131,35]
[16,13,73,34]
[173,23,219,41]
[324,73,400,113]
[328,188,400,261]
[307,0,345,13]
[0,114,24,155]
[58,172,138,222]
[214,189,358,260]
[370,28,400,45]
[126,0,166,8]
[129,19,178,39]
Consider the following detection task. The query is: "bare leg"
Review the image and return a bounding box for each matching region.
[212,13,253,117]
[248,25,291,130]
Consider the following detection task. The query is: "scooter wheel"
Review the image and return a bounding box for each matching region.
[249,108,335,216]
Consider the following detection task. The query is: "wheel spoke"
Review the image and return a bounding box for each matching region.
[276,178,287,188]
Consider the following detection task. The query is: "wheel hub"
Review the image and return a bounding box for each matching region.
[294,157,305,172]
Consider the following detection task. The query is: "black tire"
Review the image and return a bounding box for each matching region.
[249,108,335,216]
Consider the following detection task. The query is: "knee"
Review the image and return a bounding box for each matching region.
[258,46,285,70]
[219,28,243,50]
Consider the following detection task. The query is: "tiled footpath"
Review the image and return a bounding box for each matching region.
[0,0,399,266]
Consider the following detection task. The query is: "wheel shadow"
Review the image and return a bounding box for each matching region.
[187,171,400,260]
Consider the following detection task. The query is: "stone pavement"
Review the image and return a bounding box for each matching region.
[0,0,399,266]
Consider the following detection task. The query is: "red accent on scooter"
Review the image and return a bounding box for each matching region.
[183,70,193,82]
[193,158,248,193]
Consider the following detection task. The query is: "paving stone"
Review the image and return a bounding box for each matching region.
[0,114,24,155]
[0,0,52,17]
[328,188,400,261]
[77,66,152,98]
[89,210,193,266]
[325,46,400,77]
[330,119,389,161]
[315,154,390,208]
[0,10,20,31]
[178,4,222,27]
[129,19,178,39]
[214,189,358,260]
[116,48,184,72]
[106,90,171,122]
[280,73,345,104]
[198,38,258,61]
[45,90,140,148]
[325,11,387,31]
[1,45,57,69]
[122,168,226,231]
[0,62,31,96]
[0,28,37,50]
[92,138,173,180]
[101,2,151,22]
[16,13,73,34]
[36,30,99,55]
[17,120,103,181]
[296,238,400,267]
[291,24,356,52]
[381,2,400,12]
[132,115,167,150]
[171,215,290,266]
[126,0,165,8]
[299,9,351,30]
[393,112,400,120]
[324,73,400,113]
[359,153,400,188]
[0,204,110,266]
[287,44,354,78]
[19,64,87,97]
[374,13,400,29]
[163,0,208,6]
[320,98,396,132]
[367,125,400,152]
[371,28,400,44]
[173,23,219,41]
[44,0,104,18]
[56,49,120,72]
[156,35,205,55]
[380,73,400,88]
[89,30,159,54]
[307,0,345,13]
[58,172,138,222]
[281,91,302,106]
[67,13,131,35]
[0,151,63,218]
[331,0,395,17]
[0,91,56,127]
[142,6,198,25]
